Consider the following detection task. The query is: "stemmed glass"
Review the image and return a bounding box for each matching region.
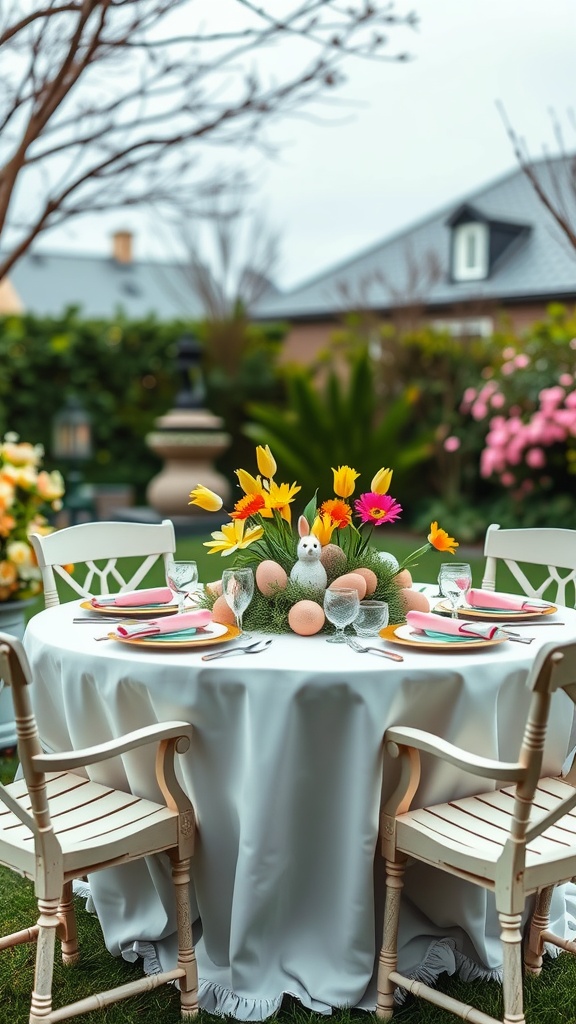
[222,568,254,637]
[438,562,472,619]
[166,560,199,614]
[323,587,360,643]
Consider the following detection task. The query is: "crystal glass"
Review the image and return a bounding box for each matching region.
[222,568,254,636]
[323,587,360,643]
[166,560,198,614]
[438,562,472,619]
[353,600,389,638]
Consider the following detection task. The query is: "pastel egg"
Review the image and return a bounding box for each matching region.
[288,600,325,636]
[211,594,237,626]
[353,567,378,596]
[398,588,430,617]
[395,569,413,589]
[256,560,288,598]
[205,579,223,599]
[378,551,400,573]
[329,572,367,599]
[319,543,347,573]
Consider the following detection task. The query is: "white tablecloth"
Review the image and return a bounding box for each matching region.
[23,600,576,1020]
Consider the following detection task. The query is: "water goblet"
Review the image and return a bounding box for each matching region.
[353,600,389,638]
[323,587,360,643]
[438,562,472,619]
[222,568,254,637]
[166,560,198,614]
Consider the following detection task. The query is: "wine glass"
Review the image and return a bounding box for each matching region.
[438,562,472,619]
[166,560,198,614]
[323,587,360,643]
[353,600,389,638]
[222,568,254,636]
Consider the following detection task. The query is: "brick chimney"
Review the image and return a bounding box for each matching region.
[112,230,133,264]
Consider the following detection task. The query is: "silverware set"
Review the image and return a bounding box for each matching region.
[201,639,273,661]
[345,637,404,662]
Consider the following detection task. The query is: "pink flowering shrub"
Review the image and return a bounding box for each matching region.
[457,308,576,521]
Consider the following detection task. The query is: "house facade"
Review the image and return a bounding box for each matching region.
[256,157,576,363]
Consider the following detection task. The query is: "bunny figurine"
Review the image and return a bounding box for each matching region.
[290,516,328,591]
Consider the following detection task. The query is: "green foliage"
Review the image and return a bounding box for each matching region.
[244,346,434,512]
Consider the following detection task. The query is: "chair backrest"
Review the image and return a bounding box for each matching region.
[0,634,57,859]
[481,523,576,607]
[29,519,177,607]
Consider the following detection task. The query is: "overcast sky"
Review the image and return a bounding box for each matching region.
[40,0,576,292]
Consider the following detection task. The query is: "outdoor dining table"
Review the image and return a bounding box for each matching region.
[22,596,576,1020]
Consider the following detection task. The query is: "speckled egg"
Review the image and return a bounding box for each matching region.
[378,551,400,573]
[256,559,288,598]
[353,567,378,596]
[288,600,325,636]
[205,579,223,599]
[211,593,237,626]
[398,587,430,617]
[395,568,413,589]
[319,543,347,574]
[329,572,367,599]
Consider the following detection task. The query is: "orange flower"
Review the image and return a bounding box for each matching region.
[0,513,16,538]
[428,521,459,555]
[231,493,267,520]
[319,499,352,529]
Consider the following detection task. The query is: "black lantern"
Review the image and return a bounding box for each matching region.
[174,333,206,410]
[52,396,94,524]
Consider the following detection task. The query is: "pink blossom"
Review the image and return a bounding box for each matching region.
[525,447,546,469]
[559,374,573,387]
[539,386,565,409]
[509,405,522,416]
[471,401,488,421]
[565,392,576,409]
[443,436,461,453]
[514,354,530,369]
[500,472,516,487]
[502,346,516,359]
[490,392,506,408]
[501,362,516,376]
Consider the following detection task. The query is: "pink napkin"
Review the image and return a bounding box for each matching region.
[91,587,174,608]
[466,589,553,612]
[115,609,213,639]
[406,610,505,640]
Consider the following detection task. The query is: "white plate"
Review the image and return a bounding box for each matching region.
[380,624,508,652]
[108,621,238,648]
[434,599,557,622]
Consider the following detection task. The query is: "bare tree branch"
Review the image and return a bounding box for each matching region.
[0,0,418,281]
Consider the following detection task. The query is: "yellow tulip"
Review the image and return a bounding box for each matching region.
[255,444,277,479]
[371,467,393,495]
[311,513,335,546]
[235,468,263,495]
[188,484,223,512]
[332,465,360,498]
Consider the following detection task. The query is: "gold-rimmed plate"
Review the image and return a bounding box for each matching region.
[107,622,241,649]
[80,599,178,618]
[433,599,557,622]
[380,624,509,652]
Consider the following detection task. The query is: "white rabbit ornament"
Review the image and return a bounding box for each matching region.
[289,516,328,591]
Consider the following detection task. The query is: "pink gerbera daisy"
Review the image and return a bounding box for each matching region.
[354,492,402,526]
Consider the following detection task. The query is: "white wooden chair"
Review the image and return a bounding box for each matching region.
[0,631,198,1022]
[29,519,176,608]
[481,523,576,607]
[377,638,576,1024]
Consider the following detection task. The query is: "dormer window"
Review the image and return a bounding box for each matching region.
[453,221,488,281]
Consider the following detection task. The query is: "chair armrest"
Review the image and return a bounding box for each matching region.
[32,721,192,772]
[385,726,526,782]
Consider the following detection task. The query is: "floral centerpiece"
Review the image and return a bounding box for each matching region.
[0,433,65,603]
[189,445,458,635]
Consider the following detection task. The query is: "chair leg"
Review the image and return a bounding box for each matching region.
[170,855,198,1018]
[30,896,59,1024]
[56,881,79,965]
[376,858,406,1020]
[499,911,525,1024]
[524,885,553,976]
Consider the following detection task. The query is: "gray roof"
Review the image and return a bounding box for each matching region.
[256,157,576,320]
[7,250,204,320]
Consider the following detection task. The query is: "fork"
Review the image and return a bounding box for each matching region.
[346,637,404,662]
[201,638,273,661]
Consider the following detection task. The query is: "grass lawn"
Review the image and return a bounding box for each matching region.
[3,529,571,1021]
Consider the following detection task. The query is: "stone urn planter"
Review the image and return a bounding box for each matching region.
[0,598,36,750]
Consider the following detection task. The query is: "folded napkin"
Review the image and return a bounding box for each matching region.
[115,609,213,640]
[466,588,553,612]
[91,587,174,608]
[406,610,505,641]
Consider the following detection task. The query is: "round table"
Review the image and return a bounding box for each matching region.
[23,600,576,1020]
